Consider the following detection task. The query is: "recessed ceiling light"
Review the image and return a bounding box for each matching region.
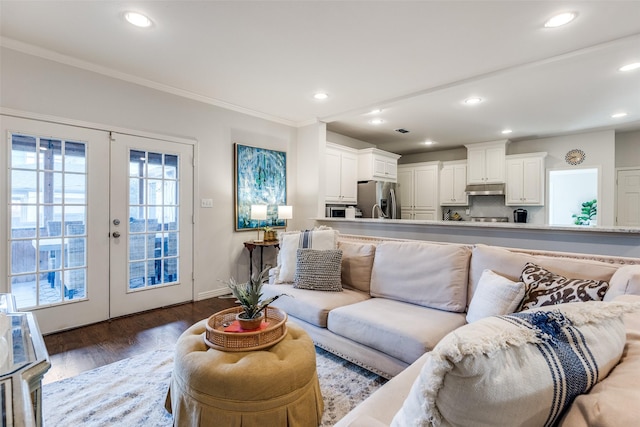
[619,62,640,72]
[313,92,329,100]
[464,97,483,105]
[544,12,577,28]
[501,129,513,135]
[369,118,384,125]
[611,112,628,118]
[125,11,153,28]
[423,140,435,145]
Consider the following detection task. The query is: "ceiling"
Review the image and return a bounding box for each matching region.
[1,1,639,155]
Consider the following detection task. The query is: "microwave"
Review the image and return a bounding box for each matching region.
[325,206,346,218]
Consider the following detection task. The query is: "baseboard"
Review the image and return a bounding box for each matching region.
[196,288,232,301]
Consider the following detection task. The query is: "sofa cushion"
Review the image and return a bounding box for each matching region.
[293,249,343,291]
[327,298,467,365]
[370,241,471,313]
[519,262,609,310]
[260,283,369,327]
[466,269,525,323]
[391,301,632,427]
[469,244,619,305]
[276,229,338,283]
[604,264,640,301]
[559,295,640,426]
[338,241,376,293]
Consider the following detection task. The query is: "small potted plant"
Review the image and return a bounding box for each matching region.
[225,267,287,330]
[263,226,277,242]
[572,199,597,226]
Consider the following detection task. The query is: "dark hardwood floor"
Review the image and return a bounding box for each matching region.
[42,297,237,385]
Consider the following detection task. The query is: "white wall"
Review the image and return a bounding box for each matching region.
[509,130,616,226]
[326,131,375,150]
[0,47,298,297]
[616,130,640,168]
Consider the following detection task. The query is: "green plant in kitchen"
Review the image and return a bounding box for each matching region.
[223,267,288,329]
[572,199,597,225]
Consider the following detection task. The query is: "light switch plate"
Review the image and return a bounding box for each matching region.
[201,198,214,208]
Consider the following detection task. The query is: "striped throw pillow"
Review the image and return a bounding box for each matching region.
[392,301,635,427]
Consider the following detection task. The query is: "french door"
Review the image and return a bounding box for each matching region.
[2,116,194,333]
[109,133,193,317]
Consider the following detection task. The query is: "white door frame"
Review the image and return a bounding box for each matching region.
[1,109,198,333]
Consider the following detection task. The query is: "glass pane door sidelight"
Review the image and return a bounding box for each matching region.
[128,150,180,290]
[9,133,88,308]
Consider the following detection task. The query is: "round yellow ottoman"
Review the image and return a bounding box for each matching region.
[165,320,324,427]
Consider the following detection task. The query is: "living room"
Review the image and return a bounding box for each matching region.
[1,2,640,426]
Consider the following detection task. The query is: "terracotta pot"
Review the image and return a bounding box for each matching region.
[236,311,265,330]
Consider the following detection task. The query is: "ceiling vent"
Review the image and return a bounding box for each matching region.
[395,128,410,134]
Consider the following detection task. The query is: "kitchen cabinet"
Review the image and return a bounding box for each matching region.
[325,143,358,204]
[357,148,401,182]
[465,140,508,184]
[439,161,468,206]
[506,152,547,206]
[398,162,440,220]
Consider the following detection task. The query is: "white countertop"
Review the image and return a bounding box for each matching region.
[315,217,640,234]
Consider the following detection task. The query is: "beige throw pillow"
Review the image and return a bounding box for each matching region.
[338,241,376,293]
[466,269,525,323]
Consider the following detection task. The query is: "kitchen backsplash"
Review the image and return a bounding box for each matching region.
[442,196,545,223]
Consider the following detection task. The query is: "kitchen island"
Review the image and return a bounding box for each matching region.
[315,218,640,258]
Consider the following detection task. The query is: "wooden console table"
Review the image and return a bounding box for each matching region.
[243,241,279,277]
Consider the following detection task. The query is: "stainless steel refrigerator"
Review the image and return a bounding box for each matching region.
[357,180,401,219]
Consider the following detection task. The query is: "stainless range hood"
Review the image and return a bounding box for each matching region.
[465,183,506,196]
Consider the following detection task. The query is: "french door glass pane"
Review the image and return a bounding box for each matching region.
[127,150,180,290]
[8,132,88,309]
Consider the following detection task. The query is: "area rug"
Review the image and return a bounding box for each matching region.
[43,347,387,426]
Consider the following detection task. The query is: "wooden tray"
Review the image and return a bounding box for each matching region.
[204,306,288,352]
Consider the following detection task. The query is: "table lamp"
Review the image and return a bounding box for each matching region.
[278,205,293,232]
[251,204,268,242]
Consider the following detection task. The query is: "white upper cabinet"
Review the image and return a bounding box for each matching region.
[357,148,401,182]
[325,143,358,204]
[465,140,508,184]
[440,161,468,206]
[505,152,547,206]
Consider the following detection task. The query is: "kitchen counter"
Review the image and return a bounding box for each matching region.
[315,217,640,234]
[314,217,640,258]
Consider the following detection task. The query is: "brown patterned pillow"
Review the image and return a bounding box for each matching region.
[518,262,609,311]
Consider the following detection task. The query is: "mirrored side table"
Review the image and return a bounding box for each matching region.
[0,294,51,427]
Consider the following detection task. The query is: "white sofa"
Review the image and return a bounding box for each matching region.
[261,232,640,425]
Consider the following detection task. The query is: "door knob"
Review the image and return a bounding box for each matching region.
[112,231,121,238]
[113,219,121,225]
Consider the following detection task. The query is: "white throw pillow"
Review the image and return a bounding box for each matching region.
[466,269,525,323]
[276,228,338,283]
[392,301,636,427]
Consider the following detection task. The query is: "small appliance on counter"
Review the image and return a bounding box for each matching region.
[325,206,346,218]
[513,209,528,223]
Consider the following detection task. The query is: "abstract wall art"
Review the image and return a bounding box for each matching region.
[234,143,287,231]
